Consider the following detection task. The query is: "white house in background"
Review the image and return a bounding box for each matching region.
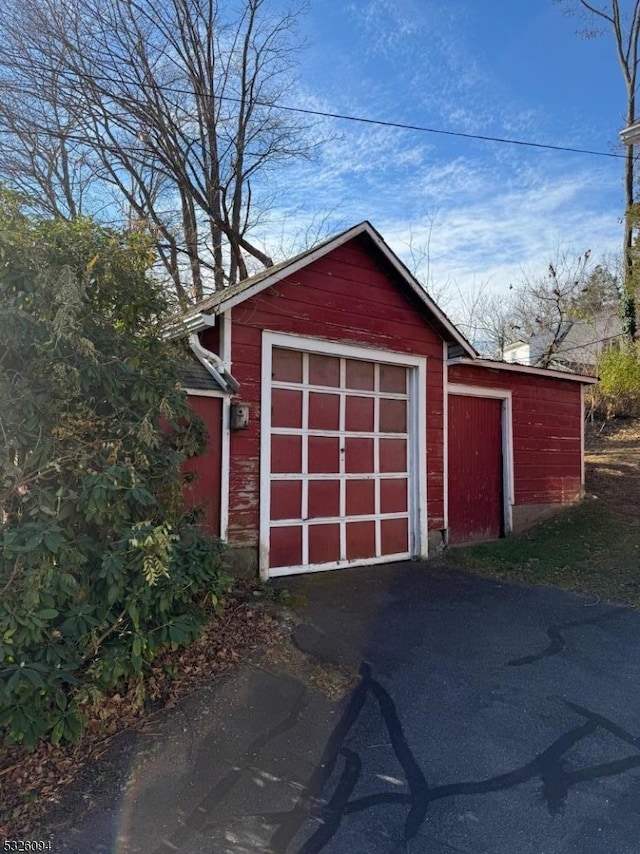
[502,309,622,374]
[503,331,563,367]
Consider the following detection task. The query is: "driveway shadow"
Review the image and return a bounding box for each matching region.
[273,561,640,854]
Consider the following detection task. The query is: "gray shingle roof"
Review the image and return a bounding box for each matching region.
[178,357,226,392]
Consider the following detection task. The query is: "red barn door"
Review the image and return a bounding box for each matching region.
[448,393,503,544]
[183,394,223,537]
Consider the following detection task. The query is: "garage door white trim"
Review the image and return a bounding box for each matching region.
[259,332,427,580]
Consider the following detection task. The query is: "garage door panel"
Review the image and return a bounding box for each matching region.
[270,525,302,568]
[308,479,340,518]
[309,524,341,564]
[272,348,302,383]
[345,396,374,431]
[308,392,340,431]
[272,388,302,428]
[379,398,407,433]
[346,359,375,390]
[270,480,302,521]
[346,520,376,560]
[380,364,407,393]
[308,436,341,473]
[271,434,301,473]
[380,478,408,513]
[379,438,407,473]
[381,517,409,554]
[345,437,374,473]
[346,479,375,516]
[309,353,340,387]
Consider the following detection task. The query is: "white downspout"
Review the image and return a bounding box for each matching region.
[189,334,239,394]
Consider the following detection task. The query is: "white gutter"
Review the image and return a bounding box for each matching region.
[162,312,216,341]
[620,121,640,146]
[189,334,239,394]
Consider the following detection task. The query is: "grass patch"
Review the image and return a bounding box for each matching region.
[446,498,640,607]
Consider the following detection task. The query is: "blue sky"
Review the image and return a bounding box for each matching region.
[265,0,630,306]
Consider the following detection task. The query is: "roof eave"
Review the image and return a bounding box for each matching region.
[448,356,598,384]
[198,221,476,357]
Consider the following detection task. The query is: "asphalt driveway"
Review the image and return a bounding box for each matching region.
[52,562,640,853]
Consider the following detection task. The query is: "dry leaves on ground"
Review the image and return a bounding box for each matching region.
[585,419,640,517]
[0,593,283,839]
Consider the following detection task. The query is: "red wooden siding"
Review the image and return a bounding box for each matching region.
[203,237,446,550]
[183,395,222,537]
[448,395,503,543]
[448,364,583,507]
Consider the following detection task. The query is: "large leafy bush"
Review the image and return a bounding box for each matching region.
[0,194,228,748]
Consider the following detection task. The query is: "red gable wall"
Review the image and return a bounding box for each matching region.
[202,237,448,551]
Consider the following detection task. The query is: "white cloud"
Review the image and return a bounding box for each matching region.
[248,0,626,315]
[380,166,622,299]
[259,133,622,302]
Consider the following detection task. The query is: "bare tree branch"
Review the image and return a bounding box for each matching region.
[0,0,315,301]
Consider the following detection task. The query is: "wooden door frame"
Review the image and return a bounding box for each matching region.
[260,331,428,580]
[446,383,514,539]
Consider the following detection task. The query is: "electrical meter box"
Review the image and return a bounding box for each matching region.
[230,402,249,430]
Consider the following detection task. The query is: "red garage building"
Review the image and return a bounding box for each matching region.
[179,222,596,579]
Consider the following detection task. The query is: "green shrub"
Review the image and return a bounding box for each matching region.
[593,343,640,418]
[0,193,229,749]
